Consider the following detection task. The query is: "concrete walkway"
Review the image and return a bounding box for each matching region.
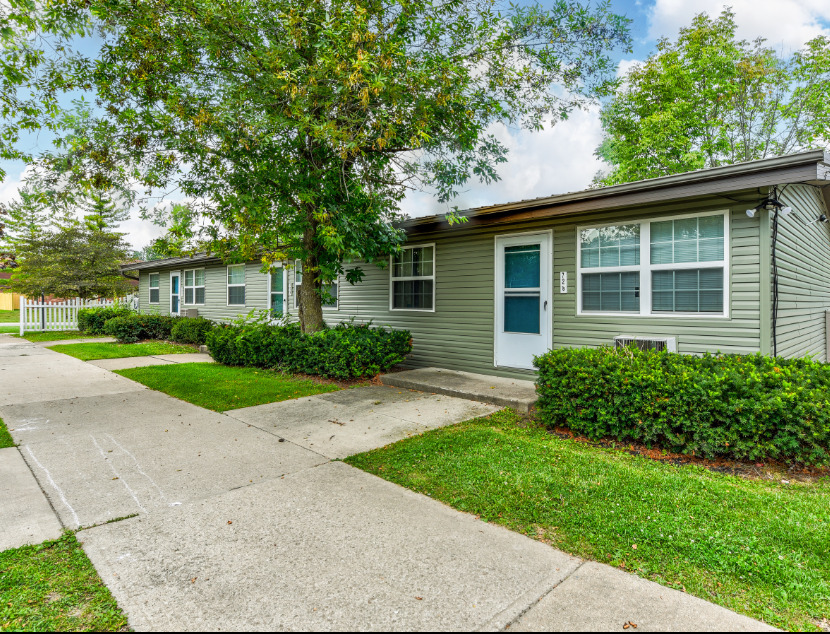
[88,352,214,371]
[0,336,774,631]
[33,336,117,346]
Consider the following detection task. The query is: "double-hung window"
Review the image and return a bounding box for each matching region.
[390,245,435,311]
[577,211,728,316]
[294,262,338,309]
[579,224,641,313]
[184,269,205,305]
[148,273,160,304]
[227,264,246,306]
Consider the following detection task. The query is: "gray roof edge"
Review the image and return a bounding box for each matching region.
[403,148,830,227]
[121,150,830,270]
[121,253,221,272]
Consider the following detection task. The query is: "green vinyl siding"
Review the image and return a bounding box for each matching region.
[774,184,830,361]
[138,262,269,322]
[135,193,773,378]
[317,199,763,378]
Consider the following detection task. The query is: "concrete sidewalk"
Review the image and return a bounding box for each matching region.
[0,336,775,631]
[0,446,63,550]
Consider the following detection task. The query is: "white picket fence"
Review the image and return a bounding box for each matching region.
[19,296,138,335]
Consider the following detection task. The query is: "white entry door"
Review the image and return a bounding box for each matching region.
[495,232,552,369]
[170,272,181,316]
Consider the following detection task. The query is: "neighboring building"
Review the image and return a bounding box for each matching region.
[121,150,830,379]
[0,270,21,311]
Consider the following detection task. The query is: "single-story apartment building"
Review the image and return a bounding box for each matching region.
[121,150,830,379]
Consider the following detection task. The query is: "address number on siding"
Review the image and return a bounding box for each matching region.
[560,271,567,293]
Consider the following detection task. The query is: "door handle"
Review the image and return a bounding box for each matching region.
[544,300,548,310]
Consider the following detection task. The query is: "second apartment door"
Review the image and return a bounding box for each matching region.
[170,272,181,316]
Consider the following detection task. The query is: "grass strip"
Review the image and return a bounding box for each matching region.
[48,341,196,361]
[0,417,14,448]
[14,331,109,343]
[114,362,340,411]
[0,310,19,323]
[345,409,830,631]
[0,533,128,631]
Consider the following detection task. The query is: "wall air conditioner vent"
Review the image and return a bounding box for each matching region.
[184,308,199,318]
[614,336,677,353]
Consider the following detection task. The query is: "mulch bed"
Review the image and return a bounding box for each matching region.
[537,421,828,483]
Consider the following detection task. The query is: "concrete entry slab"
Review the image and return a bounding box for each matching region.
[0,447,64,551]
[226,385,498,459]
[382,367,537,412]
[78,461,581,631]
[511,561,776,632]
[1,391,326,529]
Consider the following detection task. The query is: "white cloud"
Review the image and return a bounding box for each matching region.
[0,166,33,207]
[617,58,643,78]
[400,107,606,218]
[648,0,830,52]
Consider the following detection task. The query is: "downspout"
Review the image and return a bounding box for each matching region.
[771,206,779,357]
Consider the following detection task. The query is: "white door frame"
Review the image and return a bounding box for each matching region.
[268,265,287,319]
[170,271,181,316]
[494,230,553,370]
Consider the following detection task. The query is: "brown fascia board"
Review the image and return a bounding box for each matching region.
[404,150,830,235]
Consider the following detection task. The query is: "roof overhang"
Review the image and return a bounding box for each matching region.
[121,253,223,272]
[121,150,830,270]
[404,149,830,235]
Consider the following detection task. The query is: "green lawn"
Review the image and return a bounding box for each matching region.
[115,362,340,411]
[345,410,830,631]
[0,309,18,323]
[0,417,14,448]
[14,331,109,343]
[48,341,196,361]
[0,533,127,631]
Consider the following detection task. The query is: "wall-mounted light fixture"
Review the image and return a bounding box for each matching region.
[746,194,793,220]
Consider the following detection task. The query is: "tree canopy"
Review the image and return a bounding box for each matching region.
[3,0,630,330]
[595,9,830,185]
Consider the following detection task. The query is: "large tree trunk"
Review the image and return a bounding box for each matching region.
[297,222,325,333]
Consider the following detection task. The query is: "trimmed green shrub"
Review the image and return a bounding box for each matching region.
[77,306,133,334]
[206,321,412,379]
[171,317,215,345]
[103,313,176,343]
[534,347,830,466]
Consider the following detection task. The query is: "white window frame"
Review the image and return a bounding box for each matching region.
[183,268,205,306]
[576,210,730,319]
[294,260,339,311]
[148,272,160,305]
[389,243,436,313]
[227,264,246,307]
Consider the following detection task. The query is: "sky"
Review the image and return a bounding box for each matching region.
[1,0,829,250]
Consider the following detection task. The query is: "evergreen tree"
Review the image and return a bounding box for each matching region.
[9,224,132,300]
[81,190,130,232]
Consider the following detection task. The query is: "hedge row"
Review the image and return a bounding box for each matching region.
[77,308,215,345]
[534,347,830,466]
[206,322,412,379]
[77,307,133,334]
